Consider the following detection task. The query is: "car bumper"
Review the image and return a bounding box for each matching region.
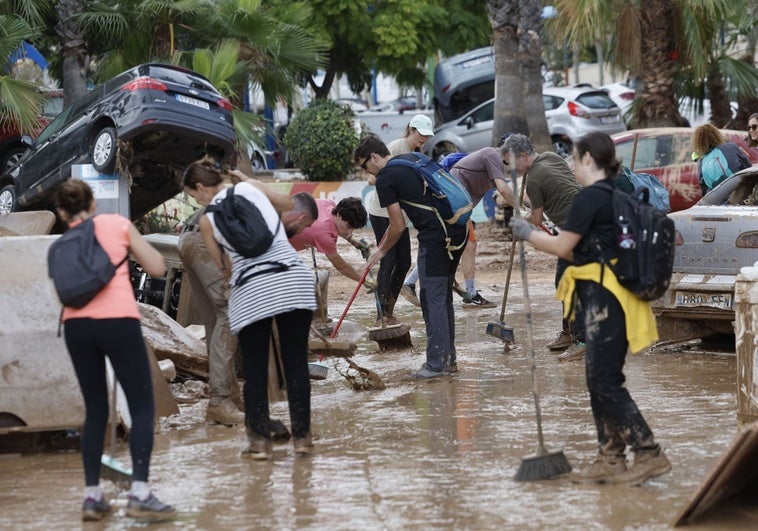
[652,272,736,321]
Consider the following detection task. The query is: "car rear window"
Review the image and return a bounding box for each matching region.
[575,91,618,109]
[543,95,564,111]
[145,66,217,94]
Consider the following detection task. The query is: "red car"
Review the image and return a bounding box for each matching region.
[0,90,64,172]
[612,128,758,212]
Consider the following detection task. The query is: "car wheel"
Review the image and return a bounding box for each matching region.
[251,154,267,172]
[551,136,573,159]
[90,126,118,174]
[0,184,17,214]
[2,146,27,172]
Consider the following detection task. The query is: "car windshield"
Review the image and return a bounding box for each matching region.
[700,171,758,206]
[575,92,618,110]
[34,106,75,145]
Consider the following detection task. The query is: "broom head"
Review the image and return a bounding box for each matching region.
[308,362,329,380]
[100,454,132,489]
[514,447,572,481]
[485,321,515,342]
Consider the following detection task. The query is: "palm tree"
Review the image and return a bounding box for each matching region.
[552,0,757,129]
[518,0,551,153]
[0,14,47,133]
[55,0,89,105]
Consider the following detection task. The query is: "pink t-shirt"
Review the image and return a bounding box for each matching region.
[288,199,339,254]
[62,214,140,321]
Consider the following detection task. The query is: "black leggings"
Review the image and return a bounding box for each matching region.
[369,214,411,317]
[64,318,155,485]
[238,309,313,439]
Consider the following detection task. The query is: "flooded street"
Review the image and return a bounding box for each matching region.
[0,233,751,529]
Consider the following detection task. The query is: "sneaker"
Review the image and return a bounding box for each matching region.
[241,432,273,460]
[546,330,573,351]
[569,455,626,484]
[462,292,497,308]
[293,431,314,455]
[82,497,111,521]
[206,399,245,425]
[557,342,586,361]
[616,447,672,486]
[411,364,450,379]
[126,493,177,521]
[400,284,421,307]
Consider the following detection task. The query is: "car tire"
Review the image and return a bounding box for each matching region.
[1,146,27,173]
[0,183,17,214]
[551,136,573,159]
[90,126,118,174]
[251,154,267,172]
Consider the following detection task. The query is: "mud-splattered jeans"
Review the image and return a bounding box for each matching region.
[577,280,657,457]
[557,257,586,342]
[370,214,411,318]
[178,228,242,406]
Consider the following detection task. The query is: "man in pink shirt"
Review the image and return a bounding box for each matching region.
[289,197,371,286]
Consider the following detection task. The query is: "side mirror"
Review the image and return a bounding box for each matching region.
[464,116,474,130]
[21,135,33,146]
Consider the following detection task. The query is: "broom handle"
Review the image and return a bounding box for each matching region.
[510,152,546,451]
[498,172,527,321]
[109,371,118,458]
[330,265,371,339]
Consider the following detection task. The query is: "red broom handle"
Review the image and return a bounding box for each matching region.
[329,264,371,339]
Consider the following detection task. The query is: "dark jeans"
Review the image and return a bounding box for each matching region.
[238,309,313,439]
[578,280,656,456]
[64,318,155,485]
[418,241,464,372]
[556,257,586,342]
[370,214,411,317]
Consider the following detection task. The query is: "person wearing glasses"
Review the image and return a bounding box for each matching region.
[356,134,466,379]
[365,115,433,322]
[746,113,758,148]
[500,133,586,361]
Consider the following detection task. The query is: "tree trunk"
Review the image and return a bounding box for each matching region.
[488,0,529,141]
[519,0,551,153]
[706,75,732,128]
[308,51,337,100]
[635,0,685,127]
[55,0,89,108]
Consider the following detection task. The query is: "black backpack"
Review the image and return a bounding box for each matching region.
[47,217,128,308]
[205,184,280,258]
[597,181,676,301]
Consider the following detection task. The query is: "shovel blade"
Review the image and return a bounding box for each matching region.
[486,321,515,342]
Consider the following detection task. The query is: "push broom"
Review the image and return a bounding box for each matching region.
[101,364,132,489]
[509,151,572,481]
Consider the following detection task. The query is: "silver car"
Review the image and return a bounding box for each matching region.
[424,85,625,160]
[653,166,758,340]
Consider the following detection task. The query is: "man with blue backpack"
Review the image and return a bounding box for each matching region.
[355,134,468,379]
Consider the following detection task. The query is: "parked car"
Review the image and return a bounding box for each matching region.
[612,128,758,212]
[424,85,625,160]
[601,82,635,124]
[652,166,758,339]
[0,90,64,173]
[0,64,236,219]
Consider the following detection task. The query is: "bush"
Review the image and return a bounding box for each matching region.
[283,99,359,181]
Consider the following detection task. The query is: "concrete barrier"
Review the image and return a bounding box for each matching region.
[735,262,758,426]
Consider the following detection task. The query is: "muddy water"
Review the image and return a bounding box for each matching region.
[0,264,750,529]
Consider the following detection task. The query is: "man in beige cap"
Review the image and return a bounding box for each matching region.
[367,114,434,322]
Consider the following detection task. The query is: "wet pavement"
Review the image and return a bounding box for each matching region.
[1,263,752,530]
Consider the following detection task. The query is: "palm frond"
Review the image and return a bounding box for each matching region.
[0,76,46,133]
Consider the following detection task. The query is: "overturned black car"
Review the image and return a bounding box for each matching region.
[0,63,236,219]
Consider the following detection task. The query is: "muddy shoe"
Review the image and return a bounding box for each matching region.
[400,284,420,307]
[411,363,450,379]
[206,399,245,426]
[570,455,626,484]
[241,432,273,460]
[269,418,291,443]
[557,342,586,362]
[462,292,497,308]
[126,493,176,521]
[82,497,111,521]
[293,431,314,455]
[546,330,573,351]
[616,447,672,486]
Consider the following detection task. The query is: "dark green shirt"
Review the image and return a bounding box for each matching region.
[525,152,580,227]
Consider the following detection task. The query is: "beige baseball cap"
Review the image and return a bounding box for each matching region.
[409,114,434,136]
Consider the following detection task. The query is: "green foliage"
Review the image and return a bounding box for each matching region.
[283,99,358,182]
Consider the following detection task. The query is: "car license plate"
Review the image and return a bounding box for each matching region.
[675,291,733,309]
[600,115,619,124]
[176,94,210,110]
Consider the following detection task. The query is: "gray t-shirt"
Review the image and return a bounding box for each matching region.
[449,147,508,206]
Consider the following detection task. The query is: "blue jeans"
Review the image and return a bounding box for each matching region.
[417,243,464,372]
[578,280,656,456]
